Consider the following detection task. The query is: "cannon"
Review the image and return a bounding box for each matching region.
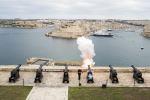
[87,66,94,83]
[63,66,69,83]
[109,65,119,83]
[131,65,144,83]
[9,64,22,83]
[34,67,43,83]
[34,60,49,83]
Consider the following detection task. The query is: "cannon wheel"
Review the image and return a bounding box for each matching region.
[39,80,41,83]
[13,79,15,83]
[9,78,11,82]
[137,80,141,83]
[87,80,89,83]
[109,75,111,79]
[34,79,37,83]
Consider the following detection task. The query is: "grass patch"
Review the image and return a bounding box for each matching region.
[69,87,150,100]
[0,86,32,100]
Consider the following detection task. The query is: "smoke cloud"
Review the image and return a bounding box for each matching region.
[77,37,95,67]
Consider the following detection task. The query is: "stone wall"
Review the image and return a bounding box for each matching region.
[0,65,150,73]
[144,25,150,37]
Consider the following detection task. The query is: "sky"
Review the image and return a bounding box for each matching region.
[0,0,150,19]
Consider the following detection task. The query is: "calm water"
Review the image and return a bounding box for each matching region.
[0,27,150,66]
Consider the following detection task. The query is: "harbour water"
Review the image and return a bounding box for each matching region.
[0,27,150,66]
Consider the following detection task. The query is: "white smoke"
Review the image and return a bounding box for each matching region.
[77,37,95,67]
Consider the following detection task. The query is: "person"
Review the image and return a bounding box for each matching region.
[78,69,82,80]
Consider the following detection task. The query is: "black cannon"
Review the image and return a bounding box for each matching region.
[109,65,119,83]
[9,64,22,83]
[87,66,94,83]
[63,66,69,83]
[34,67,43,83]
[131,65,144,83]
[34,60,49,83]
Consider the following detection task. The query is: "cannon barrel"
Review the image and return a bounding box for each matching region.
[39,60,49,69]
[131,65,137,71]
[16,64,22,70]
[109,65,114,70]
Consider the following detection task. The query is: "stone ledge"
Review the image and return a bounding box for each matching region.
[0,65,150,73]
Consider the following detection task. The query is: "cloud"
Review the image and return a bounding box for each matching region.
[0,0,149,19]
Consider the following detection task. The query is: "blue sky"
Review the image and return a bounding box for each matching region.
[0,0,150,19]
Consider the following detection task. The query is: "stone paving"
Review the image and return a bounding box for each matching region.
[0,66,150,100]
[26,86,68,100]
[0,71,150,87]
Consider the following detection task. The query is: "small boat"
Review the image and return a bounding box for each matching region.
[45,32,52,37]
[93,30,113,37]
[141,48,144,50]
[93,33,113,37]
[107,29,113,31]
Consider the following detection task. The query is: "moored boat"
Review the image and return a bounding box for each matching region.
[93,29,113,37]
[93,33,113,37]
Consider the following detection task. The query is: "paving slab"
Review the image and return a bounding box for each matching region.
[26,86,68,100]
[0,71,150,87]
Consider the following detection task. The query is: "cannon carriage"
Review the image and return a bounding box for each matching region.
[63,66,69,83]
[34,60,49,83]
[87,66,94,83]
[109,65,119,83]
[131,65,144,83]
[34,68,43,83]
[9,64,22,83]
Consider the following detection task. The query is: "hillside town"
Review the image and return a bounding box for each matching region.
[1,19,150,38]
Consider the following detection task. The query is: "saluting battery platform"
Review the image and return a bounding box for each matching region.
[0,64,149,87]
